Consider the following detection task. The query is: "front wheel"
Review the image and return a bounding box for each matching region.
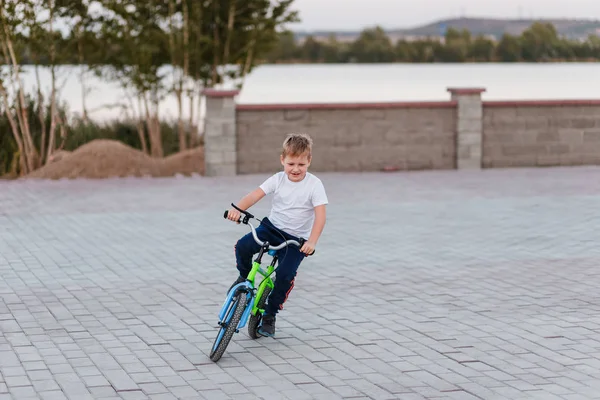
[210,291,248,362]
[248,286,272,339]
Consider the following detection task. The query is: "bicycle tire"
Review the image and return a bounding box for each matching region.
[248,286,272,339]
[210,291,248,362]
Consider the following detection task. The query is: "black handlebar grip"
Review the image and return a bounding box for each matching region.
[224,210,243,223]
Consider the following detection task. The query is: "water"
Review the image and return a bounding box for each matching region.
[3,63,600,122]
[237,63,600,104]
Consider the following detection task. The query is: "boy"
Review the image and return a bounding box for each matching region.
[225,133,328,337]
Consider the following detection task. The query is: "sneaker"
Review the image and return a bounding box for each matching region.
[227,276,245,294]
[258,314,276,337]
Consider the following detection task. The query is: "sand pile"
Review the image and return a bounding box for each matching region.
[27,139,204,179]
[161,147,207,176]
[47,150,72,163]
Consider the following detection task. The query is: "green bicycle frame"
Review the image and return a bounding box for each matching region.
[247,255,277,316]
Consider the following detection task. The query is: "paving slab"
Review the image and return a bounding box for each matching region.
[1,167,600,399]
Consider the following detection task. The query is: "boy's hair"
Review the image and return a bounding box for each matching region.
[282,133,313,158]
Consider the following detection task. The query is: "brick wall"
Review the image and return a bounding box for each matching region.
[236,103,457,174]
[203,88,600,176]
[483,101,600,168]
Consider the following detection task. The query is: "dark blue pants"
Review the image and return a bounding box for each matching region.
[234,218,306,316]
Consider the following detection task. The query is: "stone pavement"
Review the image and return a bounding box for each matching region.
[2,167,600,400]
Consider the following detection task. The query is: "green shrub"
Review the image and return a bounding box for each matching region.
[0,93,197,177]
[0,119,18,177]
[64,118,188,156]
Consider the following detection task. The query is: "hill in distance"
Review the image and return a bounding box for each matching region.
[295,17,600,41]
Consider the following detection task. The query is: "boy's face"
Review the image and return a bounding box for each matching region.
[281,152,311,182]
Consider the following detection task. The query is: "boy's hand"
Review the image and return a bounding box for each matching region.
[300,241,316,255]
[227,208,241,223]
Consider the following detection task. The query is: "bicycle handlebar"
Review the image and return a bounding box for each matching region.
[224,204,314,255]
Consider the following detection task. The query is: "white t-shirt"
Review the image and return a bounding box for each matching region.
[259,172,328,239]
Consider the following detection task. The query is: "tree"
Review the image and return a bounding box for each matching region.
[166,0,190,151]
[396,39,416,62]
[94,0,170,157]
[38,0,76,164]
[160,0,299,148]
[585,34,600,59]
[350,26,395,63]
[553,38,576,61]
[300,35,322,62]
[266,30,299,62]
[435,28,470,62]
[57,0,103,124]
[409,39,437,63]
[321,34,342,63]
[496,33,521,62]
[469,35,495,62]
[220,0,299,86]
[0,0,39,173]
[92,0,299,154]
[1,0,300,175]
[520,22,559,61]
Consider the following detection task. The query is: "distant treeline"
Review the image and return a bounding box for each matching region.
[265,22,600,63]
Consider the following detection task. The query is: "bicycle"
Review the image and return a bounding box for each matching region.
[209,204,314,362]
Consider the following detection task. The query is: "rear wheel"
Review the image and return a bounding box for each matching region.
[248,286,272,339]
[210,291,248,362]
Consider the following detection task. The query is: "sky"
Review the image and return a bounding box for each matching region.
[290,0,600,31]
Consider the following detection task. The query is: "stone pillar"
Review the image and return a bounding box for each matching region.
[447,87,486,170]
[202,89,239,176]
